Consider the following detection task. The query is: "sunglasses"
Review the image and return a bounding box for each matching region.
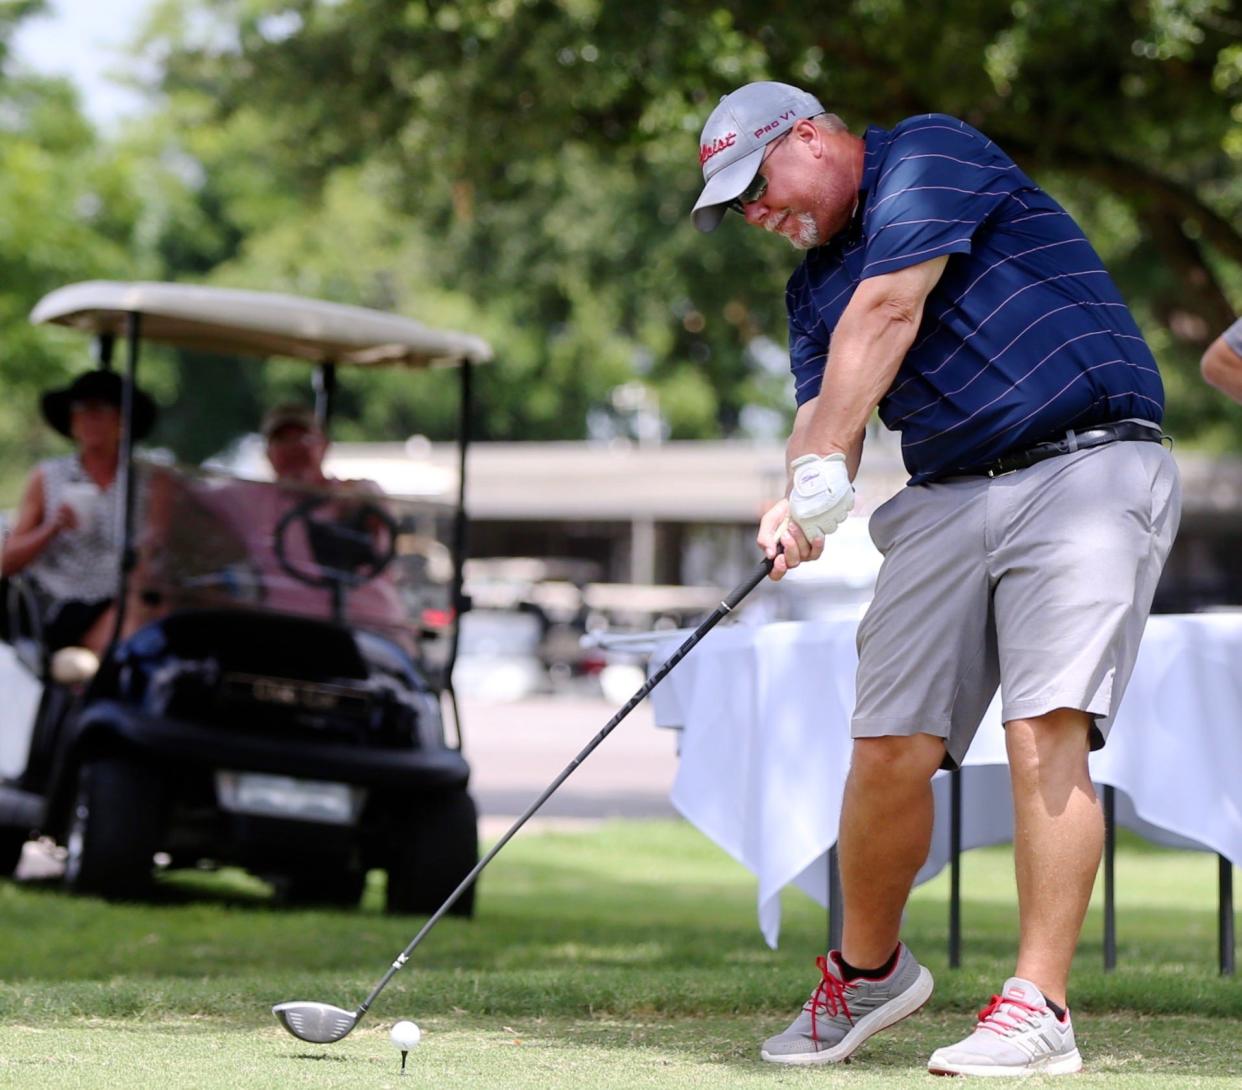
[728,173,769,214]
[728,129,792,214]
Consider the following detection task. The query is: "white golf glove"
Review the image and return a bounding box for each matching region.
[788,453,854,539]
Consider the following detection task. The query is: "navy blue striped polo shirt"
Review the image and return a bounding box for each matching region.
[786,114,1164,484]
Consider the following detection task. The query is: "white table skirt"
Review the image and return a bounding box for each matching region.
[648,612,1242,947]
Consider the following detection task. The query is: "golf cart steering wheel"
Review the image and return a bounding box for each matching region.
[274,494,399,590]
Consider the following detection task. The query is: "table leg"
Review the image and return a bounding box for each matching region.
[1220,854,1235,977]
[1103,784,1116,971]
[827,843,842,953]
[949,767,961,968]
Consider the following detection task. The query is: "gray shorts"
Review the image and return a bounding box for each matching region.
[852,440,1181,769]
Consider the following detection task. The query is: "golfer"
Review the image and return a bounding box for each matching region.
[692,82,1180,1076]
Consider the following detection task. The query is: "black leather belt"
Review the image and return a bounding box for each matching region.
[944,421,1164,479]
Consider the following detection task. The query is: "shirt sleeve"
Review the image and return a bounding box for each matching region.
[786,267,828,406]
[859,117,1020,280]
[1223,317,1242,358]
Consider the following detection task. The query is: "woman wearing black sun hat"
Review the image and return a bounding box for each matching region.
[1,370,158,666]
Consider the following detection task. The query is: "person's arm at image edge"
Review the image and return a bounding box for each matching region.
[1,469,69,577]
[1201,331,1242,404]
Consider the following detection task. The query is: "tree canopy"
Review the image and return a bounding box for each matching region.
[1,0,1239,496]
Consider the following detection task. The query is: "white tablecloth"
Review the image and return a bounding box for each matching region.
[648,612,1242,947]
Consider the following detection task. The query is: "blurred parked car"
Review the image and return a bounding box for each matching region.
[452,606,547,701]
[453,557,604,697]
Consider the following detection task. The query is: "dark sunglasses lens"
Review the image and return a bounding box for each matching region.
[730,173,767,214]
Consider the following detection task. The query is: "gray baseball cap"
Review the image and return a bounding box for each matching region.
[691,81,825,233]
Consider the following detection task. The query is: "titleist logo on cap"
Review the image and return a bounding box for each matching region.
[699,132,737,166]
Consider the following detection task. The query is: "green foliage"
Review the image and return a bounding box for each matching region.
[0,74,173,497]
[1,0,1240,493]
[129,0,1240,444]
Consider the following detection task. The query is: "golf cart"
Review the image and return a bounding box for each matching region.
[0,281,490,912]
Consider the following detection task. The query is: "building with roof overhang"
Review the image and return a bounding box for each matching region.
[318,432,1242,612]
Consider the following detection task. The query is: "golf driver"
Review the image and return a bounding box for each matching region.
[273,550,777,1043]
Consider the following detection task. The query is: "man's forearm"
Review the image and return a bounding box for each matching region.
[793,303,921,477]
[789,257,947,478]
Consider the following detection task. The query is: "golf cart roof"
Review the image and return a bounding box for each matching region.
[30,280,493,367]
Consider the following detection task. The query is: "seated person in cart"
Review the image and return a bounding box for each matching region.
[1,370,159,669]
[129,402,408,643]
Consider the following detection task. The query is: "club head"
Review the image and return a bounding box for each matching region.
[272,1001,359,1043]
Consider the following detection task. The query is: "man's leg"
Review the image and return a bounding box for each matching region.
[929,443,1178,1077]
[926,707,1095,1077]
[760,731,942,1065]
[1006,707,1102,1007]
[838,732,947,967]
[762,481,990,1065]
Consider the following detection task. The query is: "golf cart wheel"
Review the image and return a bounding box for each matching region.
[63,757,165,899]
[386,790,479,917]
[0,827,26,877]
[280,865,368,908]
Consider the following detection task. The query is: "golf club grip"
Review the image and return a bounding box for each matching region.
[357,551,777,1015]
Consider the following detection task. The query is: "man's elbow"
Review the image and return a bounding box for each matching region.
[866,291,922,331]
[1201,362,1225,394]
[1201,338,1242,400]
[856,257,947,333]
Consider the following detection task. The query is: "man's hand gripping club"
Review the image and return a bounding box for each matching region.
[758,452,855,580]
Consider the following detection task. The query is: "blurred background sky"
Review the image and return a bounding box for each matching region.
[11,0,152,127]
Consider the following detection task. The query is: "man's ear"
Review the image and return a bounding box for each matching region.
[795,117,826,158]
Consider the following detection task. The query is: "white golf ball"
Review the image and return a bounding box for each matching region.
[390,1021,422,1049]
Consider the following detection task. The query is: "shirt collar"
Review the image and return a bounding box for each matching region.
[816,125,888,253]
[851,125,889,232]
[858,125,887,200]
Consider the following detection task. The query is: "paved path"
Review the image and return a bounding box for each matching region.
[458,693,680,836]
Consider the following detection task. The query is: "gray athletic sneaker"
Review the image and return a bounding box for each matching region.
[760,944,934,1065]
[926,977,1083,1077]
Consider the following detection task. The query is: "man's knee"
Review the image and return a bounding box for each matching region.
[1006,708,1095,799]
[849,733,946,788]
[1007,708,1091,764]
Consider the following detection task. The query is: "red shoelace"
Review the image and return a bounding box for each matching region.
[804,955,853,1042]
[975,994,1043,1037]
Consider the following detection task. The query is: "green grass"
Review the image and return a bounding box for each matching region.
[0,821,1239,1088]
